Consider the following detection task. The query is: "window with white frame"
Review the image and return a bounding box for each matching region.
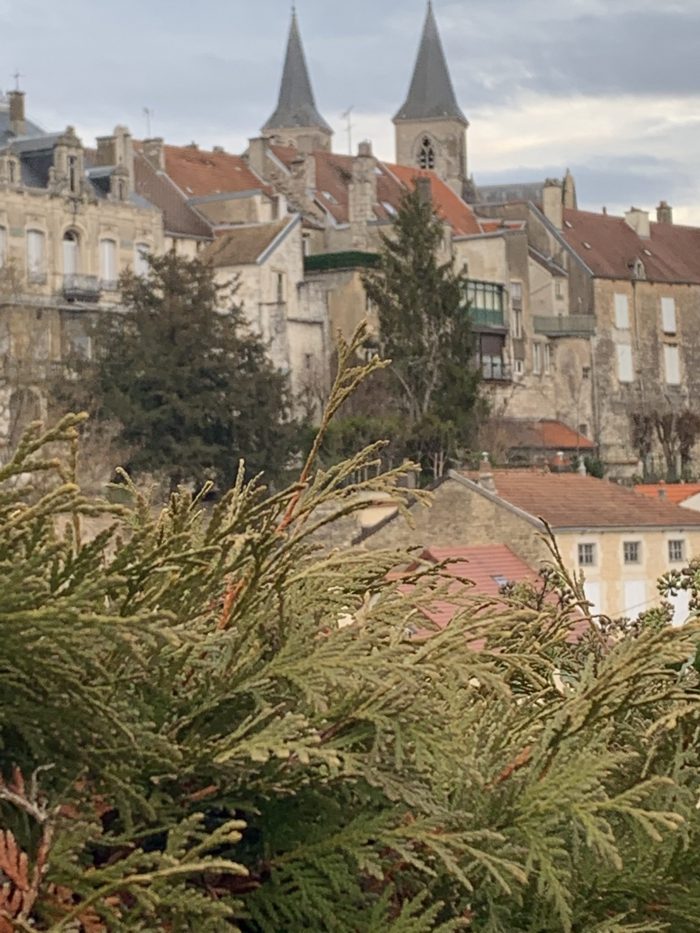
[616,343,633,383]
[555,278,563,299]
[661,297,677,334]
[134,243,150,278]
[533,343,542,375]
[544,343,552,374]
[99,239,118,288]
[62,230,80,276]
[578,543,596,567]
[669,539,685,563]
[513,308,523,339]
[664,345,681,386]
[614,293,630,329]
[623,541,641,565]
[26,229,46,282]
[514,358,524,377]
[0,226,6,268]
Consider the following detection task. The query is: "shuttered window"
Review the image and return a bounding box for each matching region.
[661,297,677,334]
[614,293,629,329]
[616,344,633,383]
[664,345,680,385]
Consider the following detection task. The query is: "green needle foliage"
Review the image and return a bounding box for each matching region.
[2,328,700,930]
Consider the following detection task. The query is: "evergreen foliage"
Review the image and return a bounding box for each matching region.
[62,252,296,491]
[2,328,700,930]
[361,186,483,469]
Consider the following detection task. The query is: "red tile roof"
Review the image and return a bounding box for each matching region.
[163,144,269,199]
[634,483,700,506]
[269,145,483,236]
[502,419,595,452]
[463,470,700,529]
[562,208,700,284]
[133,152,212,239]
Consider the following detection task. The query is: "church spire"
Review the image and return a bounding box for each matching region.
[395,2,467,125]
[263,10,332,139]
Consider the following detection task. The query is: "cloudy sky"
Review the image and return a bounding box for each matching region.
[1,0,699,221]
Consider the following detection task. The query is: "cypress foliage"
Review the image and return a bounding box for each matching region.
[2,328,700,930]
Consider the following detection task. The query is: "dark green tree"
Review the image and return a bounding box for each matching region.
[362,186,482,444]
[82,252,296,490]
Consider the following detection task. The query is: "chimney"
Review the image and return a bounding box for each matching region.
[542,179,563,230]
[657,485,667,500]
[142,137,165,172]
[416,175,432,206]
[8,90,25,136]
[247,136,269,181]
[656,201,673,225]
[624,207,650,239]
[213,145,225,153]
[95,135,117,167]
[291,151,316,193]
[478,452,496,493]
[349,139,377,231]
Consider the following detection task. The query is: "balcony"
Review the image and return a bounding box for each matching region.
[304,251,380,274]
[533,314,595,337]
[470,306,506,329]
[63,274,101,303]
[481,358,512,382]
[464,279,507,331]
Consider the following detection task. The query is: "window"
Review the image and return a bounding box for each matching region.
[616,343,633,383]
[418,136,435,170]
[510,281,523,310]
[583,581,602,616]
[99,238,118,288]
[614,293,630,329]
[482,355,504,380]
[533,343,542,375]
[664,345,680,386]
[513,308,523,339]
[623,580,646,618]
[514,358,524,377]
[669,539,685,563]
[661,297,676,334]
[8,159,17,184]
[68,155,78,195]
[26,229,46,282]
[275,272,285,304]
[555,279,563,299]
[134,243,150,278]
[0,226,6,268]
[623,541,641,564]
[544,343,552,374]
[578,543,596,567]
[62,230,79,276]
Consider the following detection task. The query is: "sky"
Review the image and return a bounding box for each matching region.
[1,0,699,222]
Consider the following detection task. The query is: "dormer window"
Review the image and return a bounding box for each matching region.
[418,137,435,170]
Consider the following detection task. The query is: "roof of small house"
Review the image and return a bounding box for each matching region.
[634,483,700,506]
[501,419,595,452]
[200,216,297,267]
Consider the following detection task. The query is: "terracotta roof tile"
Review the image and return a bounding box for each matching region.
[502,419,595,452]
[200,217,294,267]
[133,152,212,239]
[385,163,482,236]
[462,470,700,529]
[562,208,700,284]
[163,144,269,198]
[634,484,700,506]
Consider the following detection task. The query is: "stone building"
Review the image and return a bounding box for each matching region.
[0,90,163,446]
[358,465,700,623]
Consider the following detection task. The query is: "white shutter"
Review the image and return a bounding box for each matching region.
[100,239,118,285]
[614,293,629,329]
[664,345,680,385]
[27,230,45,276]
[661,297,677,334]
[669,590,691,627]
[623,580,646,618]
[616,344,633,383]
[583,581,602,616]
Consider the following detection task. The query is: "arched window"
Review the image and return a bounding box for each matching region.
[62,230,80,277]
[100,238,118,289]
[418,136,436,170]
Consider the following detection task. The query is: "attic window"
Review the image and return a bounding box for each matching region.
[382,201,397,217]
[643,248,652,256]
[492,575,509,588]
[418,137,435,171]
[564,220,573,229]
[322,190,338,204]
[582,241,592,249]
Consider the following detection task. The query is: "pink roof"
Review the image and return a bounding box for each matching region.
[635,483,700,505]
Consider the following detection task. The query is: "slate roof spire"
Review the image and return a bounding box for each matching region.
[263,10,332,134]
[395,1,468,125]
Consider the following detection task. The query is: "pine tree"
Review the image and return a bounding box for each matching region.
[362,187,483,452]
[2,327,700,930]
[67,252,297,491]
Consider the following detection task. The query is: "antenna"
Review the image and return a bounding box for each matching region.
[341,106,354,156]
[143,107,154,137]
[12,71,23,91]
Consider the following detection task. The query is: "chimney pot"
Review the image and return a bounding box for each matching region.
[624,207,650,239]
[357,140,372,158]
[656,201,673,225]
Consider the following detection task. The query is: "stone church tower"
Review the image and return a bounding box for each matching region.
[262,10,333,153]
[394,2,470,198]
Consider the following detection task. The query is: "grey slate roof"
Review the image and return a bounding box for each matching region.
[263,12,332,133]
[394,2,467,125]
[0,101,44,146]
[476,182,546,207]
